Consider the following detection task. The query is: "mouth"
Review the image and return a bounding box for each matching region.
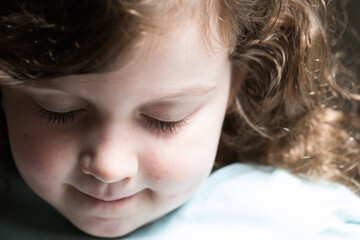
[69,185,141,208]
[84,192,136,203]
[66,185,143,219]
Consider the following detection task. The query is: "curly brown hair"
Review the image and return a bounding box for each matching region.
[216,0,360,193]
[0,0,359,193]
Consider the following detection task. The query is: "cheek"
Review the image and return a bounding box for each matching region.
[11,130,62,177]
[5,110,74,196]
[141,117,222,191]
[139,86,229,196]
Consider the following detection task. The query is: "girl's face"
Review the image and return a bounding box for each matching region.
[1,20,231,237]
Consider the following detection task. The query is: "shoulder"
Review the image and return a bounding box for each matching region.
[127,163,360,239]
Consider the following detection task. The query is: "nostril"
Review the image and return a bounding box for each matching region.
[91,171,124,184]
[79,151,139,184]
[80,154,92,175]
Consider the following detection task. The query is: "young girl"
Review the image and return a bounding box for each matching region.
[0,0,360,239]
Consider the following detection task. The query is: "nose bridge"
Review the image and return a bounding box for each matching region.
[81,119,138,183]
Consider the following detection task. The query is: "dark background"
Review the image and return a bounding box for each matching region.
[347,0,359,53]
[347,0,359,115]
[348,0,359,32]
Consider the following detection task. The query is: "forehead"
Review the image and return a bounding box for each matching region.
[104,1,227,72]
[113,17,228,72]
[40,16,229,94]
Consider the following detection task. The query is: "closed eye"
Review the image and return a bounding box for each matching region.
[37,108,86,126]
[37,107,186,133]
[141,114,186,134]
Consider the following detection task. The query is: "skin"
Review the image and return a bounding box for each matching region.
[1,19,232,237]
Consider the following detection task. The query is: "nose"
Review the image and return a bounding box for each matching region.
[80,123,139,184]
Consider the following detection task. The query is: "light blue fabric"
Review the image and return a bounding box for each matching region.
[125,163,360,239]
[1,163,360,239]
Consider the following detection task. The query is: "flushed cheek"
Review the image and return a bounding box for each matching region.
[142,133,218,194]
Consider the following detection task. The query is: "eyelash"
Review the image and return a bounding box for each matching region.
[37,108,186,134]
[142,115,186,134]
[37,108,86,126]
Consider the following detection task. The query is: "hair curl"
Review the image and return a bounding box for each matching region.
[216,0,360,193]
[0,0,359,193]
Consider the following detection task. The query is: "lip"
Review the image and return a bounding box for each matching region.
[84,192,136,202]
[69,186,142,218]
[70,185,139,203]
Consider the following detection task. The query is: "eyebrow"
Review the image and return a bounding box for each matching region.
[150,84,217,102]
[25,82,216,99]
[22,84,75,96]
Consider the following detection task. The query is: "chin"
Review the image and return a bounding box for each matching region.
[82,227,135,239]
[68,215,143,238]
